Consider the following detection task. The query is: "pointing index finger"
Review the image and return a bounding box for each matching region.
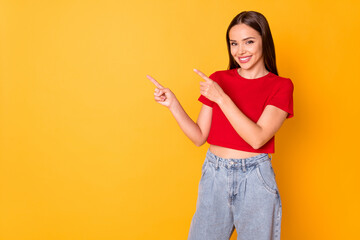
[193,68,211,82]
[146,75,164,89]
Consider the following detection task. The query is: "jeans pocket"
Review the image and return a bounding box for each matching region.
[255,161,278,195]
[201,158,209,178]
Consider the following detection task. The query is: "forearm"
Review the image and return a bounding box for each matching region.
[169,100,204,146]
[217,94,263,149]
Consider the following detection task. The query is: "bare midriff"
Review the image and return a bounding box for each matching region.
[209,144,263,159]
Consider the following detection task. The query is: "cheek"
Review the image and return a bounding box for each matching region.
[247,45,257,53]
[230,48,237,57]
[255,44,262,54]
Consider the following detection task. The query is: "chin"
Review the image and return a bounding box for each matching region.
[238,65,252,70]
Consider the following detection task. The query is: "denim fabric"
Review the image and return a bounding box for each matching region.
[188,149,282,240]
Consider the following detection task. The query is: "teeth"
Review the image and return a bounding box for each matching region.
[240,57,251,60]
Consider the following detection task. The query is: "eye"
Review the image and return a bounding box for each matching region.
[246,40,254,44]
[230,42,237,46]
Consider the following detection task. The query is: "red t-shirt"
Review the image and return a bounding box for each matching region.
[198,68,294,153]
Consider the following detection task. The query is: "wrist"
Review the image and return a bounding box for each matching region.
[169,98,180,112]
[216,92,228,106]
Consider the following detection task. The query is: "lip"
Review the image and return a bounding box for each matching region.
[238,56,252,63]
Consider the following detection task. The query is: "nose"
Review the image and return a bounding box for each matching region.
[238,43,246,55]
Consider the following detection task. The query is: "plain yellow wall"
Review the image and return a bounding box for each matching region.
[1,0,359,239]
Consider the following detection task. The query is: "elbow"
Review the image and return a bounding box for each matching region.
[250,128,269,150]
[251,138,265,150]
[252,136,273,150]
[252,144,262,150]
[194,140,206,147]
[193,136,207,147]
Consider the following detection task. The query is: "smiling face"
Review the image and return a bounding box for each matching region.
[229,24,265,74]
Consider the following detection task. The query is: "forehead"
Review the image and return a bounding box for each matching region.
[229,24,261,39]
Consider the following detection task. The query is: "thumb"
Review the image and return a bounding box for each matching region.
[156,88,168,96]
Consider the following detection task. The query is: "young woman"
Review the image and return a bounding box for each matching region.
[147,11,293,240]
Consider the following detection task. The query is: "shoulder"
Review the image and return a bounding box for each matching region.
[209,69,235,80]
[270,73,294,90]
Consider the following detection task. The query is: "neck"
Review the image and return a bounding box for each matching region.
[237,67,269,79]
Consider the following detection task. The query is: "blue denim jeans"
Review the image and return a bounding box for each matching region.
[188,149,282,240]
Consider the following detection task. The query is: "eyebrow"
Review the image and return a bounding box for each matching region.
[229,37,256,42]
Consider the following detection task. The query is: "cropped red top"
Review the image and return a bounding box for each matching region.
[198,68,294,153]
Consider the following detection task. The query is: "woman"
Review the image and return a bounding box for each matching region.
[147,11,293,240]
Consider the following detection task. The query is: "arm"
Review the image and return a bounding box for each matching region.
[147,74,212,147]
[218,95,288,149]
[169,101,212,146]
[194,68,288,149]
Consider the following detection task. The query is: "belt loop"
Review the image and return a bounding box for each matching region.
[216,157,219,170]
[268,153,272,161]
[241,158,246,172]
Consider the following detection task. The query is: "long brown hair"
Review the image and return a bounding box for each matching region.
[226,11,278,75]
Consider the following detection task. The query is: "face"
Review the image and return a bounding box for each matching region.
[229,24,264,72]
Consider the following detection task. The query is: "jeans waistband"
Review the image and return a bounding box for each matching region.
[206,148,272,171]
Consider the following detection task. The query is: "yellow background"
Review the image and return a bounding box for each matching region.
[1,0,359,239]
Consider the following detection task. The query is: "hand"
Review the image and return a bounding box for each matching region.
[147,74,178,109]
[193,68,225,104]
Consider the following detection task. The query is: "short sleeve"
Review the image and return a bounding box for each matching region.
[197,72,218,108]
[267,78,294,118]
